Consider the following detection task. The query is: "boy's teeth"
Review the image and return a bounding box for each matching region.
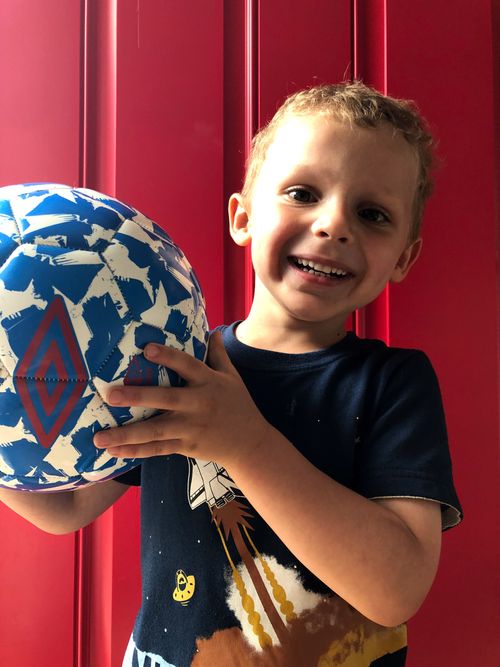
[296,258,347,277]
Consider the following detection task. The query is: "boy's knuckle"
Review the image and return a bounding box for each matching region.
[151,424,166,441]
[203,393,219,414]
[199,398,211,415]
[166,390,181,409]
[154,443,165,457]
[129,386,141,400]
[185,439,200,456]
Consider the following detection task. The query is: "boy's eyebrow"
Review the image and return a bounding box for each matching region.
[277,164,337,182]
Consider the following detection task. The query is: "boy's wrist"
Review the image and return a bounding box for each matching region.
[226,420,289,483]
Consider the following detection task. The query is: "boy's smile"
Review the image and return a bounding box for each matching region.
[229,115,422,352]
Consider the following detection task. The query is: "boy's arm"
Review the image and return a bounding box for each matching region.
[93,334,443,627]
[227,427,442,628]
[0,479,129,535]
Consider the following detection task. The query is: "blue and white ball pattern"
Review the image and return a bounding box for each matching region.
[0,183,208,491]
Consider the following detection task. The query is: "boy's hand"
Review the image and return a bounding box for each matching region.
[93,332,270,467]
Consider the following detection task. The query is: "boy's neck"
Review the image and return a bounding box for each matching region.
[234,316,347,354]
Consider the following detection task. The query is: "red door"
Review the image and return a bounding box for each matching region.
[0,2,82,664]
[0,2,498,666]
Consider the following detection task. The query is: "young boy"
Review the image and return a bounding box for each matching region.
[0,82,461,666]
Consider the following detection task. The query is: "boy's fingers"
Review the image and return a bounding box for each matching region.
[94,412,180,448]
[141,335,233,380]
[144,343,208,382]
[106,440,182,460]
[105,385,184,411]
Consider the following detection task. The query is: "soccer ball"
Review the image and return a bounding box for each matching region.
[0,183,208,491]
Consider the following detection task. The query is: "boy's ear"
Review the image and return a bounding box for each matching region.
[228,193,252,247]
[390,238,423,283]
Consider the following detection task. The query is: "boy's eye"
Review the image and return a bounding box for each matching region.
[358,207,389,224]
[285,187,317,204]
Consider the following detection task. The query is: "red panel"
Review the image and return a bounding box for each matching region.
[80,490,141,667]
[1,3,498,667]
[223,0,253,322]
[243,0,259,314]
[353,0,387,91]
[114,0,225,329]
[95,4,225,665]
[77,4,128,665]
[385,1,500,665]
[352,0,390,340]
[493,0,500,423]
[82,0,118,194]
[0,2,82,665]
[109,490,142,665]
[0,506,76,665]
[258,0,352,126]
[0,0,82,186]
[256,0,352,323]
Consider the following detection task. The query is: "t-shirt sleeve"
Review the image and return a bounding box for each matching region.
[355,350,462,530]
[113,464,142,486]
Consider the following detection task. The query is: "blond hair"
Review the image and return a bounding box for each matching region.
[241,81,436,242]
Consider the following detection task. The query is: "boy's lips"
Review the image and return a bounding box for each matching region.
[288,255,355,280]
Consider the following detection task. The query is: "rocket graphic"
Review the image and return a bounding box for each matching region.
[187,458,237,509]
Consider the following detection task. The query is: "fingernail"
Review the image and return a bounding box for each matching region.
[145,344,159,359]
[109,389,123,404]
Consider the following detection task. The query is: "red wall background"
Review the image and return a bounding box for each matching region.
[0,1,499,665]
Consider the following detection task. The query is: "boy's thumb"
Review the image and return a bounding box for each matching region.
[207,330,234,372]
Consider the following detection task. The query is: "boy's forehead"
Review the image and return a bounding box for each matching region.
[260,115,336,172]
[268,114,327,150]
[253,114,419,210]
[264,115,418,175]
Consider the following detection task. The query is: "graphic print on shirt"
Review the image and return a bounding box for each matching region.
[188,458,237,509]
[184,457,408,666]
[187,457,296,645]
[172,569,196,606]
[123,635,176,667]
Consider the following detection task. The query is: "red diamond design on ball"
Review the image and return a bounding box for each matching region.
[16,296,89,448]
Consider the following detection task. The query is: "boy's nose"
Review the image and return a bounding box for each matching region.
[310,204,354,243]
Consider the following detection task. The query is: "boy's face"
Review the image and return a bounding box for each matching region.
[230,115,422,345]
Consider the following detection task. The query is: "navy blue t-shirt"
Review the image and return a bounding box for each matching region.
[118,325,461,667]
